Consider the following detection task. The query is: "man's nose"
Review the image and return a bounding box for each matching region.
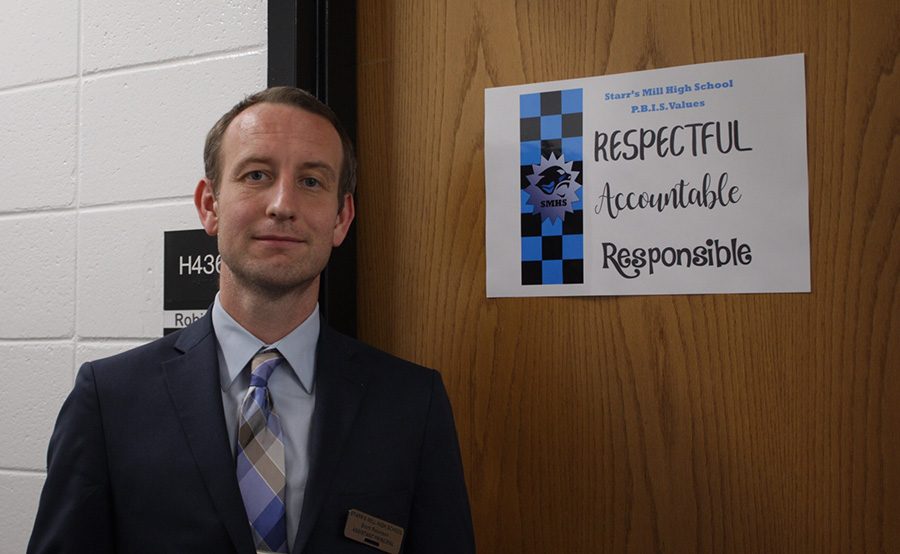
[266,176,297,220]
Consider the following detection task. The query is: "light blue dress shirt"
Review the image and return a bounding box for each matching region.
[212,294,318,551]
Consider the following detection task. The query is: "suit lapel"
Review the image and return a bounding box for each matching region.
[163,315,256,554]
[292,325,371,553]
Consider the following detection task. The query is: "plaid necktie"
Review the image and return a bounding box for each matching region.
[236,349,289,553]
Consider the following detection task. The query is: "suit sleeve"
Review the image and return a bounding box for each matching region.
[27,362,116,554]
[404,371,476,553]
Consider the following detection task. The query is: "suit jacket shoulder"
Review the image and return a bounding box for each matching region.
[28,314,254,554]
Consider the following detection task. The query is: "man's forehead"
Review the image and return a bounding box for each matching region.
[220,102,342,164]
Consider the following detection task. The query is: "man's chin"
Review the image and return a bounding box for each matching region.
[229,268,318,297]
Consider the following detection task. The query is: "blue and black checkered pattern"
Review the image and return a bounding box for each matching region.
[520,89,584,285]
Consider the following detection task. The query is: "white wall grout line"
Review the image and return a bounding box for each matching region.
[0,76,80,96]
[0,196,196,220]
[0,338,75,345]
[80,45,267,80]
[0,45,266,95]
[0,468,47,477]
[74,0,84,379]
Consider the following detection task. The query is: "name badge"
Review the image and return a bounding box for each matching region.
[343,509,405,553]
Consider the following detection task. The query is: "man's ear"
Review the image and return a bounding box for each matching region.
[332,193,355,247]
[194,178,219,236]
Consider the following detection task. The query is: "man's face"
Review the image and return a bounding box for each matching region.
[195,102,354,297]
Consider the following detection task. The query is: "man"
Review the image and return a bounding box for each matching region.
[28,87,475,553]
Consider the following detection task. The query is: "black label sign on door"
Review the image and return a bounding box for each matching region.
[164,229,220,335]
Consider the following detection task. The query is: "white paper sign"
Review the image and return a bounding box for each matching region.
[485,54,810,297]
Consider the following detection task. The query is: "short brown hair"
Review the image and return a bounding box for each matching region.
[203,86,357,198]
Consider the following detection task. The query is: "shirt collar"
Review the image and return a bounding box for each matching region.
[211,293,319,394]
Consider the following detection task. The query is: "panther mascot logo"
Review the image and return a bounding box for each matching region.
[524,152,581,223]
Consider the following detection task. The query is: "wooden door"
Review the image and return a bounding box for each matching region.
[355,1,899,552]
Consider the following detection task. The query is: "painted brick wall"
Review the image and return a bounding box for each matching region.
[0,2,267,551]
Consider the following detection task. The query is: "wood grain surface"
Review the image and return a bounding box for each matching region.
[355,1,899,552]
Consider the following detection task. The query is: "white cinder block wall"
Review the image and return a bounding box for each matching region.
[0,2,267,551]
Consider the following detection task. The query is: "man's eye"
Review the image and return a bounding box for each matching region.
[247,170,266,181]
[301,177,320,188]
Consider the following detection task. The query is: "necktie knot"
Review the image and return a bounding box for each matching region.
[250,349,281,388]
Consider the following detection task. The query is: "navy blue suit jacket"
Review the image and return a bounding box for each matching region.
[28,314,475,553]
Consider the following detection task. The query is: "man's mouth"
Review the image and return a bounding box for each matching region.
[254,234,303,243]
